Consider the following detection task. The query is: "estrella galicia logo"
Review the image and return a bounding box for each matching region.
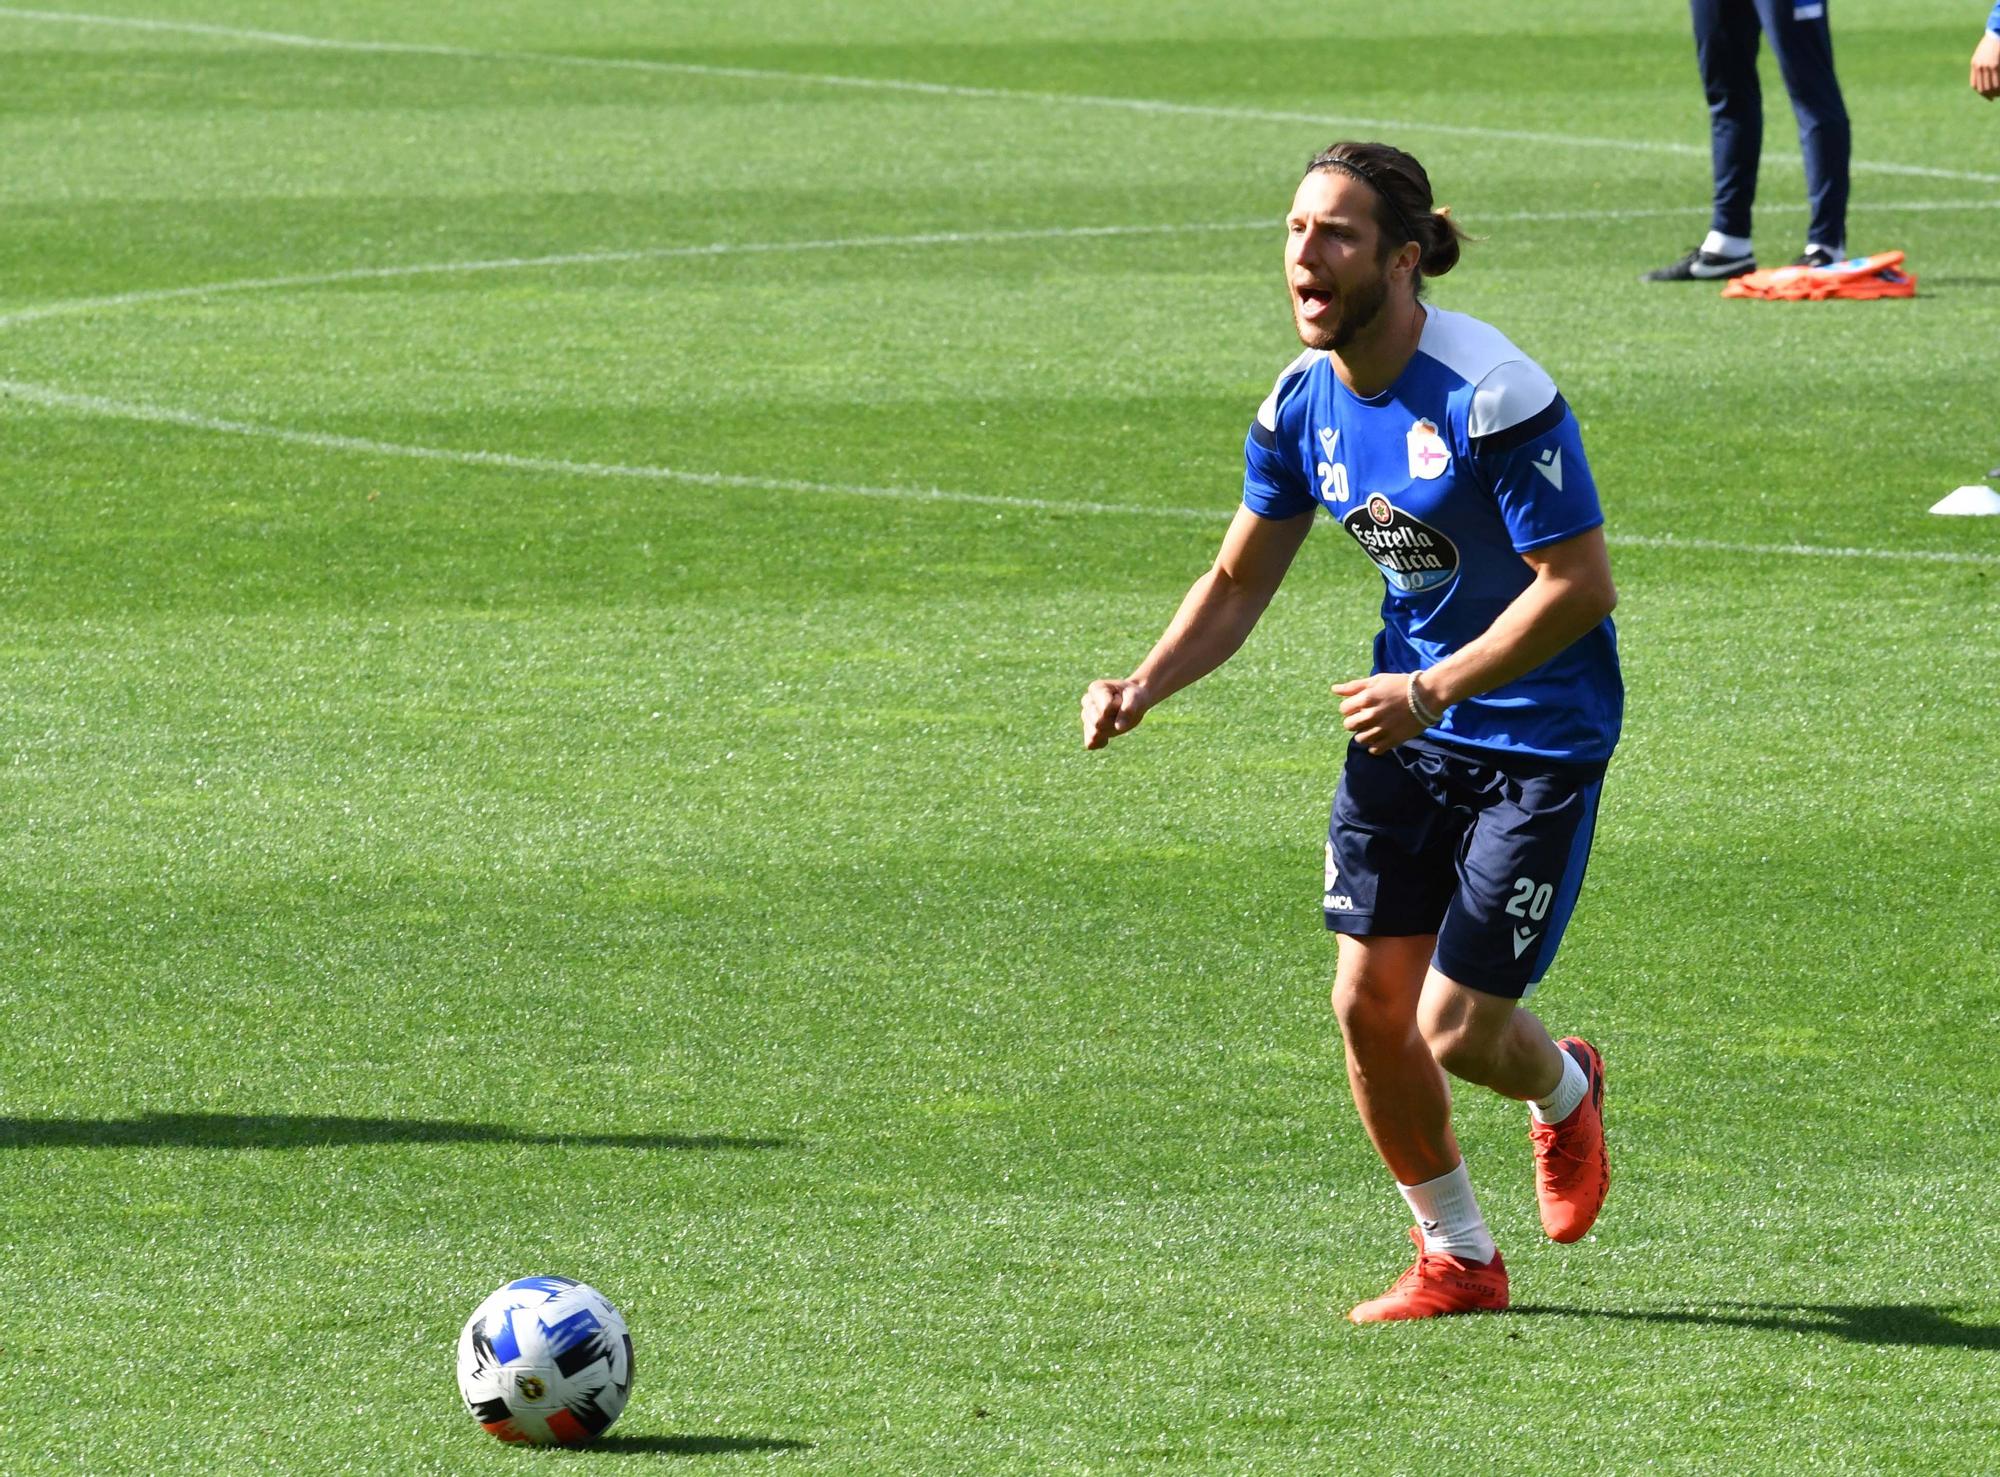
[1341,496,1459,594]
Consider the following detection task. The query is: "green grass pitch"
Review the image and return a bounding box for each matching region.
[1,1,1997,1470]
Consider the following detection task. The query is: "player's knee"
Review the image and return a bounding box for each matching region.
[1330,974,1414,1051]
[1328,974,1372,1030]
[1422,1017,1501,1082]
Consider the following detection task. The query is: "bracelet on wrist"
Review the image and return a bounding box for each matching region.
[1406,670,1445,728]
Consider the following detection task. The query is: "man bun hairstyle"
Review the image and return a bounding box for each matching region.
[1304,141,1468,295]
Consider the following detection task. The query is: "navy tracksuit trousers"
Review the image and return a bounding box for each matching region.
[1692,0,1851,250]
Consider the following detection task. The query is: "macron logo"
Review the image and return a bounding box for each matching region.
[1532,448,1564,491]
[1512,927,1539,958]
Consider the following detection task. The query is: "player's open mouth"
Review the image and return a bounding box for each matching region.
[1296,285,1334,320]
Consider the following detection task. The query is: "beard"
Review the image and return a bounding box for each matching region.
[1294,268,1390,351]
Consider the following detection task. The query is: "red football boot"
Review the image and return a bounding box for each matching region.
[1348,1227,1509,1324]
[1531,1036,1608,1243]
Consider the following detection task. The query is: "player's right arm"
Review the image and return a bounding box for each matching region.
[1081,504,1314,749]
[1974,13,2000,99]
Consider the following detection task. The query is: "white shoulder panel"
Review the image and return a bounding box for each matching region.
[1418,307,1558,438]
[1256,348,1324,431]
[1468,359,1560,439]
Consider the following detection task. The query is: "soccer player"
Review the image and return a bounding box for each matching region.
[1973,3,2000,99]
[1081,141,1620,1323]
[1643,0,1852,279]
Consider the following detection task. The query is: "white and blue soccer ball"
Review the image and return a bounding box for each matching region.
[456,1276,634,1446]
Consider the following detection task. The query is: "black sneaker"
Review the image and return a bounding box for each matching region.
[1790,247,1842,269]
[1641,247,1756,282]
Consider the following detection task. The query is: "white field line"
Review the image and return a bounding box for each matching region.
[0,376,1214,520]
[3,5,1997,187]
[4,195,1998,332]
[0,222,1260,331]
[1609,533,2000,566]
[5,377,1995,568]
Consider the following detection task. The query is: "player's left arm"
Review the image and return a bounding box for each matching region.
[1335,528,1616,754]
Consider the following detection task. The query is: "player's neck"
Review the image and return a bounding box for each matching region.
[1332,300,1426,399]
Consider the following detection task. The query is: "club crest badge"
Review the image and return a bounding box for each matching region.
[1406,418,1450,481]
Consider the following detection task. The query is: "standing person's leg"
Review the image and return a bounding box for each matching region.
[1322,745,1464,1208]
[1755,0,1851,257]
[1424,758,1612,1243]
[1692,0,1767,250]
[1331,934,1457,1188]
[1323,744,1510,1322]
[1332,935,1511,1323]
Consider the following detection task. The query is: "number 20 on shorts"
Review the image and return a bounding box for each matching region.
[1507,876,1553,922]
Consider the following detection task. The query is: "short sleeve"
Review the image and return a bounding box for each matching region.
[1243,418,1315,520]
[1468,381,1603,553]
[1241,357,1317,520]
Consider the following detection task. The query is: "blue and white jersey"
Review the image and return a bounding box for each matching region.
[1243,305,1622,764]
[1988,0,1999,35]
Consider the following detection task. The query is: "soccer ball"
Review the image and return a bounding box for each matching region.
[456,1276,634,1446]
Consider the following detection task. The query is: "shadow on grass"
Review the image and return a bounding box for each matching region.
[584,1435,814,1455]
[1510,1302,2000,1350]
[0,1113,785,1152]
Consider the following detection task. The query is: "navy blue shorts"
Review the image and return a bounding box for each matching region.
[1322,738,1606,999]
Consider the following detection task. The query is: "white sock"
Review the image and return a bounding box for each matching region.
[1805,241,1846,261]
[1701,230,1753,258]
[1397,1161,1496,1263]
[1531,1048,1588,1126]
